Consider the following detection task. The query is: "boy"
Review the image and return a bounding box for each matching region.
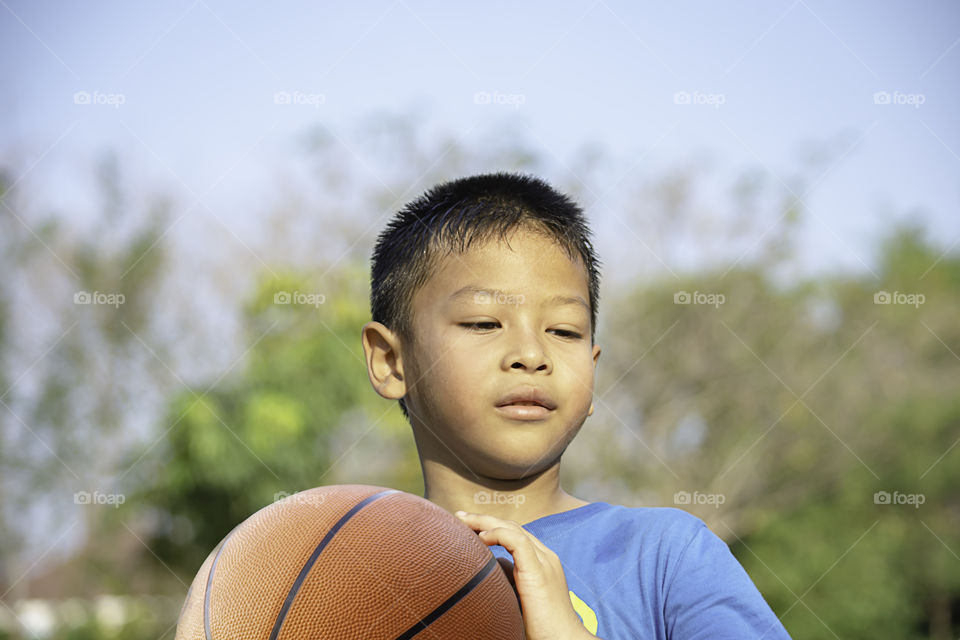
[361,173,791,639]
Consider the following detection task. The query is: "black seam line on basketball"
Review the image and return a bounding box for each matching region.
[267,489,401,640]
[393,555,500,640]
[204,524,242,640]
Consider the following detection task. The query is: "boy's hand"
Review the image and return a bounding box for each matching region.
[455,511,597,640]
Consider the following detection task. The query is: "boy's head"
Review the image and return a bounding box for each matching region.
[371,172,600,347]
[362,172,602,479]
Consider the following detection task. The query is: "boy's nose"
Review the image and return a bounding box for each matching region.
[502,332,552,373]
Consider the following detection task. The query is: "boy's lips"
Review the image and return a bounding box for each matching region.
[494,387,557,412]
[495,404,553,420]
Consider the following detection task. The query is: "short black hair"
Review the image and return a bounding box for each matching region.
[369,172,601,418]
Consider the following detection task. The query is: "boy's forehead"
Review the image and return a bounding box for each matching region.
[445,284,591,315]
[419,231,590,307]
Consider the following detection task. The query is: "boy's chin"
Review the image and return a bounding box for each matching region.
[470,448,564,482]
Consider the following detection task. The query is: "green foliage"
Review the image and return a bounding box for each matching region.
[0,596,181,640]
[583,225,960,638]
[129,265,420,579]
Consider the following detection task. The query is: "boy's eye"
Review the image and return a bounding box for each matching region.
[459,322,582,339]
[460,321,500,331]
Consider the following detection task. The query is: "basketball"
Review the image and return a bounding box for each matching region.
[175,485,525,639]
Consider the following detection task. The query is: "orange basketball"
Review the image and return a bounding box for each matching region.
[175,485,524,639]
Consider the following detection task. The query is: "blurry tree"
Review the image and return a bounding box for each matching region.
[736,229,960,640]
[127,265,421,577]
[0,168,14,594]
[582,223,959,639]
[0,153,172,605]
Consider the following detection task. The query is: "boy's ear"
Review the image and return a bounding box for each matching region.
[361,321,408,400]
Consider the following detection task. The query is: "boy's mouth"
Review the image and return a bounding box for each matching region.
[495,405,552,420]
[494,387,557,411]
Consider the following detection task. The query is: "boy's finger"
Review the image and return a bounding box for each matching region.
[476,527,545,569]
[454,511,552,554]
[524,533,557,558]
[457,511,555,556]
[455,511,522,531]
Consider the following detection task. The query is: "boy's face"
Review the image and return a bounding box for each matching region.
[400,227,601,481]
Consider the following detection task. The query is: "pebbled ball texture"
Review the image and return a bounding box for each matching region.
[175,485,525,640]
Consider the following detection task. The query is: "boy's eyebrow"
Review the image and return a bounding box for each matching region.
[448,285,590,313]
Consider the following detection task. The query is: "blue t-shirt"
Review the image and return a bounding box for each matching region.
[487,502,791,640]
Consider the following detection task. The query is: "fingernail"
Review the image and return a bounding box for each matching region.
[455,510,467,517]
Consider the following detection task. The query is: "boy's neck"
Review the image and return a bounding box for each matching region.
[421,459,591,525]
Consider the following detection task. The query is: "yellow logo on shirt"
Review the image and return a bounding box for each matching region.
[569,590,598,634]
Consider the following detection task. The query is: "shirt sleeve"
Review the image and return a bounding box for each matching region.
[663,520,792,639]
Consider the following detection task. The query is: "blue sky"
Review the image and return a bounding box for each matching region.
[2,0,959,275]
